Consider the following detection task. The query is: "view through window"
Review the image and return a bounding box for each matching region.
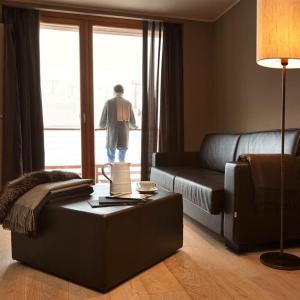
[40,23,82,175]
[93,26,142,182]
[40,21,142,181]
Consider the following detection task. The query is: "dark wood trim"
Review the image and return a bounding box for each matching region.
[79,20,95,180]
[41,11,143,29]
[40,14,81,26]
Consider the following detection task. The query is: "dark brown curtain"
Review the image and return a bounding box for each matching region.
[141,21,163,180]
[159,23,184,152]
[141,21,184,179]
[2,7,44,184]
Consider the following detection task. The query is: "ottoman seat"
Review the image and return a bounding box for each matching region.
[11,188,183,292]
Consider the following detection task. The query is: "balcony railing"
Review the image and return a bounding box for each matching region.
[44,128,141,182]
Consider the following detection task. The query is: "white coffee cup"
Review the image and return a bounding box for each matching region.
[137,181,156,191]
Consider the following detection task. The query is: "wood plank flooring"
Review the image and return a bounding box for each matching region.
[1,216,300,300]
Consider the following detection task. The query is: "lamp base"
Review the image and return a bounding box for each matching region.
[260,252,300,270]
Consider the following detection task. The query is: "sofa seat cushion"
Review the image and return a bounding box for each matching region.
[150,167,179,191]
[150,166,210,192]
[174,168,224,214]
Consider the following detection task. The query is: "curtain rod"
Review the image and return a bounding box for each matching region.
[0,0,187,24]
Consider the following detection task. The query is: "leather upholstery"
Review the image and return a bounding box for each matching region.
[224,161,300,248]
[152,152,200,167]
[223,162,254,248]
[11,191,183,292]
[235,129,300,160]
[183,199,223,235]
[174,168,224,214]
[150,129,300,251]
[151,166,225,215]
[150,167,177,191]
[199,134,240,173]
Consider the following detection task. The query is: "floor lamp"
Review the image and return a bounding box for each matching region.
[257,0,300,270]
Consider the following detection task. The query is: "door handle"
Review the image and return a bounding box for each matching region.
[82,112,86,124]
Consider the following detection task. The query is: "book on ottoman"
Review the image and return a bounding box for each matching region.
[88,194,151,207]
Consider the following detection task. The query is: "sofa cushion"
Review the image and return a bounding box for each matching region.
[174,168,224,214]
[235,129,300,160]
[150,166,221,192]
[199,134,240,173]
[150,167,178,191]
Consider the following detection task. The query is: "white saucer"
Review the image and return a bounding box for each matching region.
[136,187,158,194]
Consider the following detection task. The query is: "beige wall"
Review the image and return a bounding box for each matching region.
[183,21,213,151]
[212,0,300,133]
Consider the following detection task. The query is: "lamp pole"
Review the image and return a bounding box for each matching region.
[280,59,287,254]
[257,0,300,270]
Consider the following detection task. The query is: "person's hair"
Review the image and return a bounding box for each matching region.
[114,84,124,94]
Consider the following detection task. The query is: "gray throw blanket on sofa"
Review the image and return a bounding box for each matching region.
[0,171,93,235]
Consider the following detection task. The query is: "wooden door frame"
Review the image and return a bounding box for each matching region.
[79,19,95,180]
[40,12,142,181]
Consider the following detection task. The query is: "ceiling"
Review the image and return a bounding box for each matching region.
[5,0,241,22]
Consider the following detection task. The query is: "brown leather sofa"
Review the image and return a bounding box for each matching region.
[150,129,300,251]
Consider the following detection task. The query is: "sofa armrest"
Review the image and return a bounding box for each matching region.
[152,152,200,168]
[223,161,254,251]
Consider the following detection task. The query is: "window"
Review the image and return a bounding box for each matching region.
[40,23,82,175]
[93,26,142,182]
[39,13,143,181]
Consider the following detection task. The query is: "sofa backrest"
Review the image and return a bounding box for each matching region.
[235,129,300,160]
[199,129,300,173]
[199,134,240,173]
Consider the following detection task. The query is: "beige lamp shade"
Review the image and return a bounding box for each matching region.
[257,0,300,69]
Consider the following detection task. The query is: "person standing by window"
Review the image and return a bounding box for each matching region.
[99,84,137,163]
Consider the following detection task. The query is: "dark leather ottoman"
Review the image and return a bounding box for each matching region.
[11,189,183,292]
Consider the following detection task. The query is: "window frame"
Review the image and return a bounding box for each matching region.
[40,12,143,180]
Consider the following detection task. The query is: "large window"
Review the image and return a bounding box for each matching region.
[93,26,142,182]
[40,23,82,174]
[39,14,143,181]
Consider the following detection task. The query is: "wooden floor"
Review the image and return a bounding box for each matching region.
[1,217,300,300]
